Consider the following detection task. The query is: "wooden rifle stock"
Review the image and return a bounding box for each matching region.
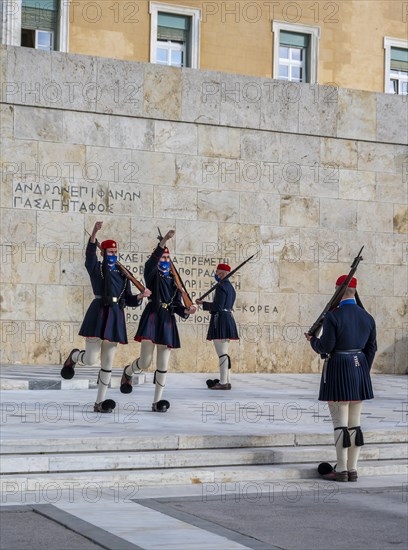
[157,228,193,309]
[308,246,365,337]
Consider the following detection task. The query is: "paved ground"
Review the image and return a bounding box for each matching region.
[1,371,407,549]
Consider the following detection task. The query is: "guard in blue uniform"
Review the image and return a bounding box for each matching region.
[120,229,196,412]
[61,221,151,413]
[196,263,239,390]
[305,275,377,482]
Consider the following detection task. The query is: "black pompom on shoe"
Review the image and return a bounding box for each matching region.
[94,399,116,413]
[318,462,334,475]
[60,348,79,379]
[120,366,133,394]
[206,379,220,388]
[152,400,170,413]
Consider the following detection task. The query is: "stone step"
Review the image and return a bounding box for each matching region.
[0,373,145,390]
[1,460,406,492]
[2,429,406,454]
[1,444,407,475]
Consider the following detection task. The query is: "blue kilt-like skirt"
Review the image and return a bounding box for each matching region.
[318,352,374,401]
[207,311,239,341]
[135,303,181,348]
[79,299,128,344]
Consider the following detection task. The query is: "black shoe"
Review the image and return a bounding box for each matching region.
[61,349,79,379]
[206,379,220,388]
[120,365,133,394]
[152,400,170,413]
[94,399,116,413]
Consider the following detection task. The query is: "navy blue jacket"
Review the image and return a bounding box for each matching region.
[135,245,188,348]
[311,300,377,401]
[79,241,142,344]
[203,279,239,340]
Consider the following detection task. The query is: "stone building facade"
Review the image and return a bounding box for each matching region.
[0,45,407,373]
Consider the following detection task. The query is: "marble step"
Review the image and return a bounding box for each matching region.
[2,429,406,454]
[0,373,145,390]
[1,460,406,492]
[1,444,406,475]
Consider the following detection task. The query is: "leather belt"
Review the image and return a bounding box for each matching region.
[148,299,171,309]
[94,295,118,303]
[333,349,362,354]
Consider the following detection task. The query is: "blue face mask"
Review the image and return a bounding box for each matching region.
[159,261,170,273]
[107,255,117,269]
[214,274,221,282]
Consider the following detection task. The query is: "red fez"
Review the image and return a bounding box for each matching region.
[217,263,231,272]
[336,275,357,288]
[100,239,117,250]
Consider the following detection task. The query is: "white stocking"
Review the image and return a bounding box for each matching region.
[328,402,350,473]
[153,345,171,403]
[95,341,118,404]
[73,337,101,366]
[348,401,363,471]
[214,340,230,384]
[125,340,155,376]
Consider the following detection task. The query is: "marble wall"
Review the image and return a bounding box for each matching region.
[0,46,407,374]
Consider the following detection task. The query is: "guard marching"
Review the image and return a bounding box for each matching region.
[61,221,151,412]
[196,263,239,390]
[305,275,377,482]
[120,229,197,412]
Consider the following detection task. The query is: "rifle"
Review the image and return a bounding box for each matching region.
[308,246,364,337]
[157,228,193,308]
[197,252,257,301]
[85,230,146,292]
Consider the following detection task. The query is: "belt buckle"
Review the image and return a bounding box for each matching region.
[112,297,118,303]
[161,303,168,309]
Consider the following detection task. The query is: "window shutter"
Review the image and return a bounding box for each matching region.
[280,31,308,48]
[390,47,408,72]
[22,1,58,31]
[158,12,190,42]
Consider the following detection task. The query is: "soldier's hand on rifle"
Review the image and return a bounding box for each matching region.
[140,288,152,299]
[185,305,197,314]
[91,221,103,242]
[195,299,203,305]
[304,332,312,341]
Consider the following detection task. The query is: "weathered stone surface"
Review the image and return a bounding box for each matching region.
[0,283,36,320]
[110,116,154,151]
[375,233,407,265]
[260,80,299,133]
[155,186,197,220]
[144,64,181,120]
[279,261,319,293]
[376,93,408,144]
[240,192,280,225]
[198,125,241,158]
[339,169,376,201]
[337,89,377,141]
[36,284,83,322]
[14,105,63,142]
[357,201,394,233]
[96,57,144,117]
[298,84,338,137]
[175,220,218,255]
[281,196,319,228]
[376,172,408,204]
[240,129,280,162]
[320,198,357,230]
[376,297,408,329]
[0,103,14,138]
[394,266,408,297]
[358,142,407,173]
[219,73,262,129]
[393,204,408,234]
[198,189,240,222]
[321,137,358,169]
[155,121,197,155]
[63,111,110,147]
[181,68,221,125]
[0,208,37,246]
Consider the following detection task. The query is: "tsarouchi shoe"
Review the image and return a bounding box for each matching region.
[322,470,348,482]
[60,348,79,379]
[209,382,231,390]
[93,399,116,413]
[120,366,133,394]
[348,469,358,482]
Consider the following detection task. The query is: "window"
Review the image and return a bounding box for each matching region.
[272,21,320,84]
[384,38,408,95]
[150,2,201,69]
[21,0,58,51]
[1,0,69,51]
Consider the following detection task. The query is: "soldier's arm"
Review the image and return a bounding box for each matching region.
[202,286,227,312]
[310,313,337,355]
[362,320,377,369]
